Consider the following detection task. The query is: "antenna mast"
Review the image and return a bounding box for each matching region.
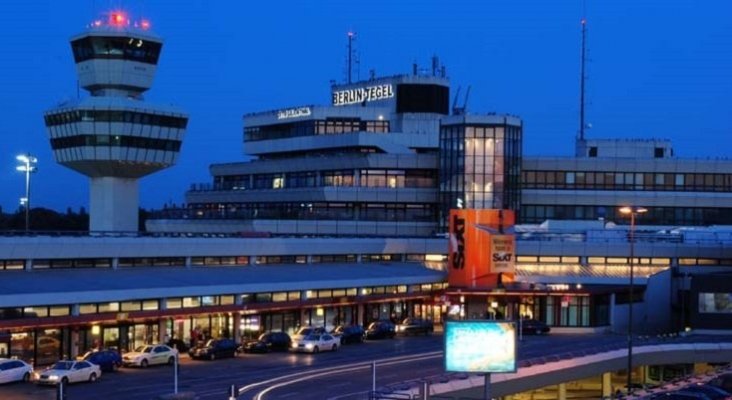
[347,31,355,84]
[578,8,587,142]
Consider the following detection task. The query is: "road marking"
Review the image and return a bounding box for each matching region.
[249,352,443,400]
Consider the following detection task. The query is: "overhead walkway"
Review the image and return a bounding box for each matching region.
[385,335,732,399]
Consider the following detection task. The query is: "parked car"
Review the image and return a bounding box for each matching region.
[396,318,434,336]
[364,321,396,340]
[122,344,177,367]
[80,349,122,372]
[331,325,365,345]
[519,319,551,335]
[291,326,325,342]
[290,333,339,353]
[166,338,189,353]
[189,338,237,360]
[240,332,292,353]
[0,358,33,384]
[35,360,100,385]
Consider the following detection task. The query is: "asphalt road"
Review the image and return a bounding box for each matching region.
[0,333,694,400]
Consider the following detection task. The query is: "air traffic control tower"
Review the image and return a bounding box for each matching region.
[44,12,188,232]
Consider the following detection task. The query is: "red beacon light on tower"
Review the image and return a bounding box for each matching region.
[108,11,128,27]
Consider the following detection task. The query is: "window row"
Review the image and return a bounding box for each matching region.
[2,253,447,271]
[51,135,182,152]
[0,282,449,321]
[245,118,390,141]
[516,255,671,265]
[520,205,732,226]
[45,109,187,129]
[71,36,162,64]
[522,170,732,192]
[0,305,70,320]
[210,169,437,191]
[186,202,438,222]
[0,259,24,270]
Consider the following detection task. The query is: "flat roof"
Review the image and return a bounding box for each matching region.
[0,263,446,307]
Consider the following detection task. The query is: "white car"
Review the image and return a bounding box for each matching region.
[290,333,339,353]
[122,344,177,367]
[35,360,100,385]
[0,358,33,384]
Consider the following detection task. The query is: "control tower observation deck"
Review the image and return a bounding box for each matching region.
[43,12,188,232]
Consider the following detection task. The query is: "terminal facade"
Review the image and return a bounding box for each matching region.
[0,18,731,367]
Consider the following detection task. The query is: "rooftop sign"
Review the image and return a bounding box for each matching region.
[277,107,312,120]
[332,84,394,106]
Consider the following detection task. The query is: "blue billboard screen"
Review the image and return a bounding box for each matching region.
[444,320,516,373]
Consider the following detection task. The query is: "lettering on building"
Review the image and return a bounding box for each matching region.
[277,107,312,120]
[332,84,394,106]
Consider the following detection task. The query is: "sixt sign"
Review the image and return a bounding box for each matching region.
[332,84,394,106]
[450,215,466,270]
[447,209,516,288]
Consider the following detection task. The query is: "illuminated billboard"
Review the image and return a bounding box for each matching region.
[444,320,516,373]
[448,209,515,288]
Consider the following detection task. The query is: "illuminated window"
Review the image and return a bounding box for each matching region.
[166,298,182,309]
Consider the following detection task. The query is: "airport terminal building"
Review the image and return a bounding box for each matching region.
[1,20,731,367]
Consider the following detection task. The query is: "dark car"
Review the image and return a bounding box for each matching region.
[332,325,365,345]
[81,349,122,372]
[519,319,550,335]
[396,318,434,336]
[166,338,189,353]
[189,338,237,360]
[364,321,396,340]
[239,332,292,353]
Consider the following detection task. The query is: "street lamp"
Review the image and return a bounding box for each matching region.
[16,154,38,232]
[618,205,647,395]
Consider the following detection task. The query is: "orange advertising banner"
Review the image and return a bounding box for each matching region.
[447,209,515,289]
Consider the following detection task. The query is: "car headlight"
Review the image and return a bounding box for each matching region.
[291,343,298,348]
[305,343,314,349]
[49,375,59,381]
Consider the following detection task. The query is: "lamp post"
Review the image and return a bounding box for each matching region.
[619,206,647,395]
[16,154,38,232]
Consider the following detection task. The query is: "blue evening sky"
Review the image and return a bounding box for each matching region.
[0,0,730,212]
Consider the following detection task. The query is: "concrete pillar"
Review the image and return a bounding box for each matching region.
[112,258,119,270]
[639,365,648,384]
[558,383,567,400]
[357,303,365,326]
[158,318,168,343]
[300,308,308,326]
[602,372,612,398]
[24,259,32,271]
[89,177,139,232]
[185,256,192,269]
[609,292,617,333]
[70,330,80,358]
[233,313,242,343]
